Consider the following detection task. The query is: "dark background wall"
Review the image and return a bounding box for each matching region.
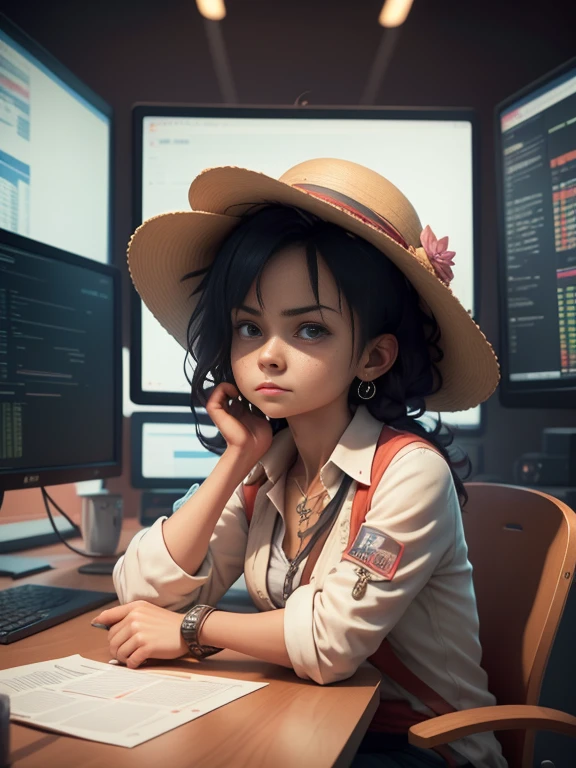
[2,0,575,508]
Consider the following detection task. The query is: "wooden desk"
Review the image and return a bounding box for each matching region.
[1,521,381,768]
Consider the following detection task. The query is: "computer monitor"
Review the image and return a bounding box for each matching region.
[495,57,576,408]
[0,229,122,493]
[130,104,482,433]
[0,13,112,264]
[131,412,219,490]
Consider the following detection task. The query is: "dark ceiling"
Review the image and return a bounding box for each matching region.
[1,0,574,110]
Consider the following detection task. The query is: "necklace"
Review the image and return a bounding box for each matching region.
[281,474,353,603]
[292,477,327,525]
[288,476,328,564]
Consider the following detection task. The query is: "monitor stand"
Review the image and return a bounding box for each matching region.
[78,561,117,575]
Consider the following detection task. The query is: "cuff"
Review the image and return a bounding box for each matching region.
[283,583,323,684]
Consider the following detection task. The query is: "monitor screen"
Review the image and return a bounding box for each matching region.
[496,57,576,408]
[131,413,219,489]
[131,105,481,431]
[0,14,112,264]
[0,229,122,491]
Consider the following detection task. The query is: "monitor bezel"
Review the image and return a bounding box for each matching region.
[494,56,576,409]
[130,103,484,434]
[0,230,123,491]
[131,410,217,490]
[0,12,114,265]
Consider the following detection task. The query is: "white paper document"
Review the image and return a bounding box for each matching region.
[1,654,268,747]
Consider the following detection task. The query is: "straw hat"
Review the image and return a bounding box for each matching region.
[128,157,500,411]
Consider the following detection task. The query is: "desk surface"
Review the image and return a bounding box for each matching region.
[1,520,381,768]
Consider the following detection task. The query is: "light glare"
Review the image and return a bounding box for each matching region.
[379,0,414,28]
[196,0,226,21]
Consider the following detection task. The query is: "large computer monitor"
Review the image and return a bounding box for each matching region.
[130,104,482,432]
[0,13,112,264]
[495,57,576,408]
[0,229,122,493]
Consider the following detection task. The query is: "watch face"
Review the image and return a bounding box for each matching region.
[180,611,198,644]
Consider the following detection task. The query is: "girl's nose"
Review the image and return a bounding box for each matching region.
[258,336,286,369]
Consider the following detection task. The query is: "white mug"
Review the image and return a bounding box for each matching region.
[81,494,123,555]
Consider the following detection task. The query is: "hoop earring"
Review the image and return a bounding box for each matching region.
[357,379,376,400]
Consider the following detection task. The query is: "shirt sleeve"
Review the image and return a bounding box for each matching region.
[112,481,249,612]
[283,446,457,685]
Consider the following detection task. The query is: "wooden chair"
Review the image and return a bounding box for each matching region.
[408,482,576,768]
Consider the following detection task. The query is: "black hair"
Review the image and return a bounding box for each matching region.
[182,204,471,507]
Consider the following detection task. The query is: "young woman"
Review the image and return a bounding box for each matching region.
[93,158,506,767]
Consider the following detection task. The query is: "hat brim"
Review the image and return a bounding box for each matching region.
[128,169,500,412]
[128,210,239,349]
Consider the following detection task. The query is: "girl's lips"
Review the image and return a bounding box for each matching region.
[256,386,289,394]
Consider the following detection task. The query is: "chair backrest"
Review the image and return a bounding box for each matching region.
[462,482,576,766]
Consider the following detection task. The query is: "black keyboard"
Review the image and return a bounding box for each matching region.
[0,583,116,644]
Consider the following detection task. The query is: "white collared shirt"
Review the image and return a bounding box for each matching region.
[113,406,507,768]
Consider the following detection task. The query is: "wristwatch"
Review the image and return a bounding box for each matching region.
[180,604,222,659]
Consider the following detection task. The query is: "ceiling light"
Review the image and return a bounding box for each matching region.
[196,0,226,21]
[379,0,414,28]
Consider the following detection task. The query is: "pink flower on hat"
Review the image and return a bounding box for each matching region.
[421,225,456,285]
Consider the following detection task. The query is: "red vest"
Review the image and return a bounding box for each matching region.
[243,425,459,766]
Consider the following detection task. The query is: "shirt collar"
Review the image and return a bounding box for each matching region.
[245,405,385,488]
[329,405,385,485]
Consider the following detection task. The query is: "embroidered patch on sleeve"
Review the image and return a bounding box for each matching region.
[342,524,404,579]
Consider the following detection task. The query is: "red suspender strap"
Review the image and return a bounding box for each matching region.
[347,425,439,548]
[243,482,261,524]
[369,642,457,718]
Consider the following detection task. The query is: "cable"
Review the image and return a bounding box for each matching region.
[41,488,81,533]
[41,487,126,560]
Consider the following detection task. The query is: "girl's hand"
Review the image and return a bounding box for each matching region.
[206,382,273,463]
[92,601,188,669]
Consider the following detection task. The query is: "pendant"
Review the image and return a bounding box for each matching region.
[352,567,373,600]
[296,498,314,524]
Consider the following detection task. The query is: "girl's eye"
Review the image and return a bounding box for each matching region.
[235,322,261,338]
[233,322,329,341]
[298,323,329,340]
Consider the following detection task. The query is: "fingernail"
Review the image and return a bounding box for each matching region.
[91,622,110,630]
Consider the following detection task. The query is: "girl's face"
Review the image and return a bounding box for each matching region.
[230,244,365,420]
